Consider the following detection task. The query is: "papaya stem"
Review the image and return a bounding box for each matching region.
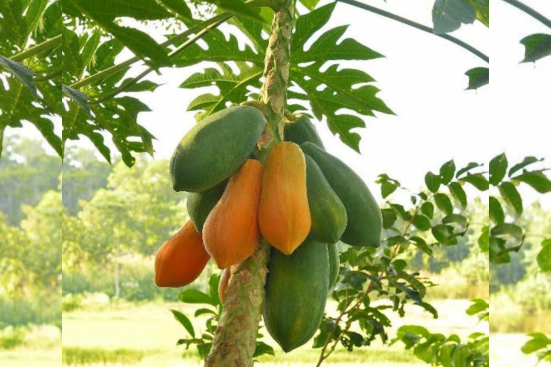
[204,241,270,367]
[258,0,295,142]
[205,2,295,366]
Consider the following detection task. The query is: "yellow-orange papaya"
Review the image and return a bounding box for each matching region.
[203,159,263,268]
[258,142,311,255]
[155,220,210,288]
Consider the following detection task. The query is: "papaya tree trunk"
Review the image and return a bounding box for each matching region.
[204,2,294,366]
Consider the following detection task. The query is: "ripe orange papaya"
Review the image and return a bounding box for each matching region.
[203,159,263,268]
[258,142,311,255]
[154,220,210,288]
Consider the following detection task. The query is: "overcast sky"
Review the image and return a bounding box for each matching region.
[10,0,551,205]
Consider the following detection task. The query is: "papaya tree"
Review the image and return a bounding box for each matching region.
[1,0,551,366]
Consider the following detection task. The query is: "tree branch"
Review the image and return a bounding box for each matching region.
[10,35,62,62]
[501,0,551,29]
[337,0,489,63]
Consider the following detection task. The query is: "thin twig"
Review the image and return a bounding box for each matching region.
[337,0,489,63]
[316,203,422,366]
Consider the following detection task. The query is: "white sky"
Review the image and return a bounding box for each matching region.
[9,0,551,205]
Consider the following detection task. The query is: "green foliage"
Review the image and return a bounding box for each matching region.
[522,333,551,364]
[180,4,392,152]
[0,0,62,156]
[393,324,489,367]
[175,273,275,359]
[0,326,26,350]
[432,0,477,34]
[486,154,551,264]
[465,67,489,90]
[520,33,551,63]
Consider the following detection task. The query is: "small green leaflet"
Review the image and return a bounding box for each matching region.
[432,0,477,35]
[537,239,551,273]
[465,67,489,90]
[520,34,551,63]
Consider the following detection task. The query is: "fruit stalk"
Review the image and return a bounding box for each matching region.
[204,2,294,366]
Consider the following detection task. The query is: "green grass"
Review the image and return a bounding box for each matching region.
[0,299,535,366]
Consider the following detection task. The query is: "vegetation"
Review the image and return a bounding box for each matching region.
[1,0,550,366]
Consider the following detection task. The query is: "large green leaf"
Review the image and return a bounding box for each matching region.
[467,0,489,27]
[65,0,172,67]
[0,0,61,157]
[178,4,391,152]
[181,62,264,119]
[432,0,476,34]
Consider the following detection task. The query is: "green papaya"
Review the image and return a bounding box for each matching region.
[187,179,227,232]
[305,155,347,244]
[284,115,325,149]
[301,143,382,247]
[328,242,340,289]
[170,106,266,192]
[264,238,329,352]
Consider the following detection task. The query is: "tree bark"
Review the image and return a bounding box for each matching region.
[204,2,294,366]
[204,241,270,367]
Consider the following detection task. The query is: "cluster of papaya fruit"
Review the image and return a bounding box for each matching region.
[154,105,382,352]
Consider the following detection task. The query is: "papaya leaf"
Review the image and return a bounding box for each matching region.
[467,0,489,27]
[178,4,391,152]
[465,67,489,90]
[158,0,192,19]
[520,34,551,63]
[181,63,263,119]
[432,0,476,34]
[0,56,38,97]
[64,0,172,67]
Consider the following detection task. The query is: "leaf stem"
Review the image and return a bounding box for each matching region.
[88,14,232,105]
[10,35,62,62]
[337,0,489,63]
[501,0,551,29]
[34,67,62,82]
[70,13,233,90]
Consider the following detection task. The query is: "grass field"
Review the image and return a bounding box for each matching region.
[0,299,539,366]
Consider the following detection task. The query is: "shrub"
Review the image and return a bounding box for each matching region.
[0,326,26,349]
